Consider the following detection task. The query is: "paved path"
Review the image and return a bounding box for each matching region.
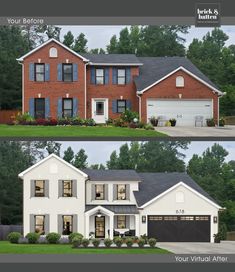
[158,241,235,254]
[155,126,235,137]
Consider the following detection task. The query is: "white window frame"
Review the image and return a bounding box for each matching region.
[176,76,184,87]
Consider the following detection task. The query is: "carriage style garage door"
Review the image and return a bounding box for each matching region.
[148,215,210,242]
[146,99,213,126]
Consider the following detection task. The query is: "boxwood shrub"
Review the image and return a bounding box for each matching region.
[72,236,83,248]
[126,238,133,248]
[81,238,90,248]
[114,237,123,248]
[104,238,113,248]
[46,232,61,244]
[68,232,83,243]
[137,238,145,248]
[92,238,100,248]
[148,238,157,248]
[26,232,40,244]
[7,232,22,244]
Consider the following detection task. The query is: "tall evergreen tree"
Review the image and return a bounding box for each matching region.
[73,149,88,169]
[63,147,74,163]
[63,31,74,48]
[73,33,88,53]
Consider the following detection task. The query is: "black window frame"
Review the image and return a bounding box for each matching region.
[62,63,73,82]
[62,215,73,235]
[35,63,45,82]
[117,184,126,200]
[62,180,73,197]
[117,68,126,85]
[95,68,105,85]
[34,98,45,119]
[117,215,126,229]
[35,180,45,197]
[62,98,73,118]
[117,99,127,113]
[95,184,105,200]
[34,215,45,234]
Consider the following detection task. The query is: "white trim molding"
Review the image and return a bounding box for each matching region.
[88,62,143,66]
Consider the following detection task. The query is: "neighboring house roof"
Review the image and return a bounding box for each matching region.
[134,172,220,208]
[85,205,139,214]
[134,57,222,95]
[83,169,142,182]
[81,53,143,66]
[18,154,88,178]
[16,38,89,62]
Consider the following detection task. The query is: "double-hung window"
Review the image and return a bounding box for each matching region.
[95,68,104,84]
[35,215,45,234]
[62,215,73,235]
[117,184,126,200]
[117,100,126,113]
[35,180,45,197]
[95,184,105,200]
[62,98,73,118]
[63,64,73,82]
[117,215,126,229]
[117,68,126,85]
[35,64,45,82]
[63,180,72,197]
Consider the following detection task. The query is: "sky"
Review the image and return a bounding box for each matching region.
[59,141,235,166]
[58,25,235,50]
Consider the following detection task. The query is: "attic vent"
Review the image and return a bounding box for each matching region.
[49,47,58,58]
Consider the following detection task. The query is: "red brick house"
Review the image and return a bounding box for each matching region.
[17,38,223,126]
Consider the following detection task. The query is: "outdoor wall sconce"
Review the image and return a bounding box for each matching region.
[120,95,123,100]
[213,216,218,223]
[38,93,41,98]
[66,59,69,63]
[142,216,146,223]
[66,93,69,98]
[179,93,182,99]
[38,58,41,63]
[97,210,102,218]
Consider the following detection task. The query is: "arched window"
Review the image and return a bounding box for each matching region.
[176,76,184,87]
[49,47,58,58]
[176,191,184,203]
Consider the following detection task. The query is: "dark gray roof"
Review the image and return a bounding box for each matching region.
[85,205,139,214]
[83,169,142,182]
[134,57,219,92]
[81,53,142,64]
[134,172,219,207]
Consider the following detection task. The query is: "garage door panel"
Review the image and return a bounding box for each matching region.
[147,100,213,126]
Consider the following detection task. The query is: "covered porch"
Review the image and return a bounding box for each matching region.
[85,205,139,239]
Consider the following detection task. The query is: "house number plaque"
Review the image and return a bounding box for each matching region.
[176,209,185,214]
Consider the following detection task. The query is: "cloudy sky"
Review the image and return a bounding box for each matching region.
[58,25,235,50]
[59,141,235,166]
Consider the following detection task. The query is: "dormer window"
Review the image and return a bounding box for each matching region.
[176,76,184,87]
[49,47,58,58]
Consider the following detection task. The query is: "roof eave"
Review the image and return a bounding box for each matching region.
[88,62,143,66]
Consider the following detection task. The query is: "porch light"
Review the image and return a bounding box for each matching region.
[142,216,146,223]
[97,210,102,218]
[179,93,182,99]
[213,216,218,223]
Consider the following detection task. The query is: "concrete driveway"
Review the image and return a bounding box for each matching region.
[155,125,235,137]
[158,241,235,254]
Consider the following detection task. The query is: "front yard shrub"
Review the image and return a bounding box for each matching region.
[144,124,154,130]
[114,237,123,248]
[92,238,100,248]
[18,237,29,244]
[72,236,83,248]
[58,118,71,125]
[15,112,34,125]
[219,222,227,240]
[46,232,61,244]
[214,233,222,243]
[206,118,215,127]
[48,118,58,126]
[137,238,145,248]
[113,117,126,127]
[81,238,90,248]
[68,232,83,243]
[36,118,47,126]
[26,232,39,244]
[140,234,148,244]
[7,232,22,244]
[84,118,96,126]
[148,238,157,248]
[137,121,146,129]
[125,238,133,247]
[219,117,225,127]
[104,238,113,248]
[149,116,158,127]
[128,122,138,129]
[121,110,139,123]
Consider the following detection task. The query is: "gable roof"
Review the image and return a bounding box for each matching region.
[134,172,220,208]
[18,154,88,178]
[134,57,222,95]
[83,169,141,182]
[16,38,89,62]
[81,53,142,66]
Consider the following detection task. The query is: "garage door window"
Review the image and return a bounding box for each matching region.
[180,216,194,221]
[176,76,184,87]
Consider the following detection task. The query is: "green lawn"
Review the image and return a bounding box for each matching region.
[0,125,166,137]
[0,241,170,254]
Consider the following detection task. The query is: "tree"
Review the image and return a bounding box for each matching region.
[63,31,74,48]
[107,35,119,53]
[90,164,106,170]
[36,25,61,40]
[89,48,106,54]
[107,151,119,169]
[73,33,88,53]
[63,147,74,163]
[117,27,132,53]
[73,149,88,169]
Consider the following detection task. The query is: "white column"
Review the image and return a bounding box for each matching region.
[135,215,140,237]
[110,215,114,239]
[85,214,90,238]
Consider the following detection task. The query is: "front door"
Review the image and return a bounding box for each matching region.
[35,98,45,119]
[92,99,108,123]
[95,216,105,238]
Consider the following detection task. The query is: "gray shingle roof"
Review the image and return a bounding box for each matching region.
[83,169,142,181]
[134,172,219,207]
[134,57,219,92]
[81,53,142,64]
[85,205,139,214]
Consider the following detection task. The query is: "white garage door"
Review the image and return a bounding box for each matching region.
[147,99,213,126]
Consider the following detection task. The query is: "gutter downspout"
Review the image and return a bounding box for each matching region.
[84,62,89,119]
[137,93,142,121]
[217,92,226,127]
[17,60,24,114]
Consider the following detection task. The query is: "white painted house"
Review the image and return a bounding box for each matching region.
[18,154,222,242]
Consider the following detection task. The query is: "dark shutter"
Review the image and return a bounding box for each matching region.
[126,216,130,228]
[112,100,117,113]
[30,214,35,232]
[58,180,63,197]
[126,67,131,84]
[72,180,77,197]
[126,100,132,110]
[126,184,130,200]
[45,214,50,234]
[105,67,109,84]
[57,215,63,234]
[45,180,49,198]
[114,216,117,228]
[57,98,62,118]
[113,185,117,200]
[57,64,62,81]
[73,63,78,81]
[73,215,78,233]
[29,63,35,81]
[91,184,96,200]
[45,98,50,118]
[90,67,95,84]
[73,98,78,117]
[45,64,50,81]
[30,180,35,198]
[29,98,35,117]
[112,68,117,84]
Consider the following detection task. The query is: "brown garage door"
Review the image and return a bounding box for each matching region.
[148,215,210,242]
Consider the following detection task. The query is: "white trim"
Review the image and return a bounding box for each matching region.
[137,66,223,96]
[89,62,143,66]
[91,98,109,123]
[140,181,222,209]
[16,38,89,62]
[18,154,88,178]
[85,205,114,216]
[84,62,88,119]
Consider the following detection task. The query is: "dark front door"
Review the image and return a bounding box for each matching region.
[35,98,45,119]
[95,216,105,238]
[148,215,210,242]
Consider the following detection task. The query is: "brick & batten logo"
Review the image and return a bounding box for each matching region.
[195,3,221,27]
